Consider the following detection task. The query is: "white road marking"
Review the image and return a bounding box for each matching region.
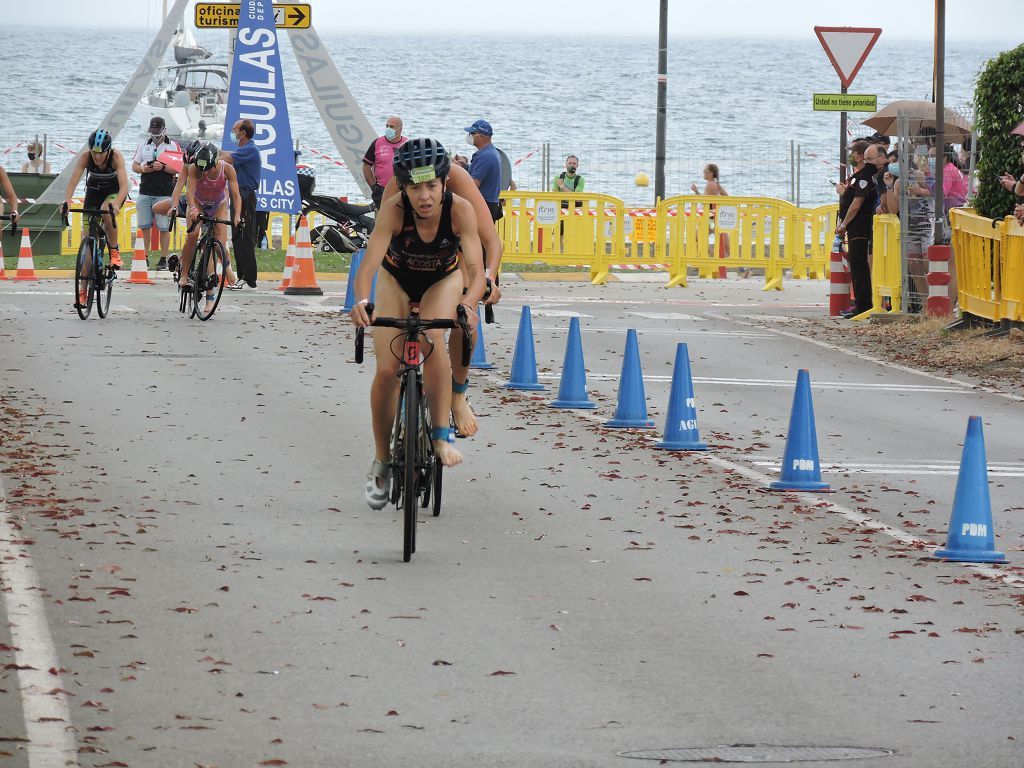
[533,372,967,393]
[111,305,137,313]
[531,326,772,338]
[0,478,79,766]
[292,305,345,313]
[751,460,1024,478]
[529,309,594,318]
[0,291,67,296]
[707,311,1024,403]
[629,312,702,321]
[0,305,25,313]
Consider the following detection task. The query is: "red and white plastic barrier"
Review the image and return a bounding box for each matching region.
[828,238,852,316]
[926,244,952,317]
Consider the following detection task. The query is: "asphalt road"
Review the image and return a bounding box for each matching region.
[0,273,1021,768]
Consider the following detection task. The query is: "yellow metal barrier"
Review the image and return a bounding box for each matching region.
[794,204,838,280]
[657,196,798,290]
[857,213,902,318]
[950,208,1004,323]
[498,192,624,284]
[1001,216,1024,323]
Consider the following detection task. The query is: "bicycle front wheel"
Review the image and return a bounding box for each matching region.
[194,239,227,321]
[74,239,94,319]
[95,261,112,319]
[402,369,419,562]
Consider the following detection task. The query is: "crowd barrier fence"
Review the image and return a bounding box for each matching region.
[950,208,1024,327]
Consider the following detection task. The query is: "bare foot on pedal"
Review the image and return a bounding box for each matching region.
[435,441,463,467]
[451,393,478,437]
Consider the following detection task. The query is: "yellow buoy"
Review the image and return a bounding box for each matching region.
[635,172,650,187]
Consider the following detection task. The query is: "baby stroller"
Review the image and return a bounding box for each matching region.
[296,165,375,253]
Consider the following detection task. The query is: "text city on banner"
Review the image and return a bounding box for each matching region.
[813,26,882,88]
[195,2,311,29]
[222,0,300,214]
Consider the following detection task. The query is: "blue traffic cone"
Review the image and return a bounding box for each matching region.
[934,416,1006,563]
[549,316,596,409]
[604,329,654,428]
[654,343,707,450]
[769,369,829,491]
[342,248,376,312]
[341,248,363,312]
[470,306,494,370]
[504,305,546,391]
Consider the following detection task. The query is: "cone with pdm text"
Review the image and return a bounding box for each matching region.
[126,229,155,284]
[284,216,323,296]
[933,416,1006,563]
[654,342,708,450]
[504,305,546,391]
[275,234,295,291]
[470,306,494,369]
[604,329,654,428]
[0,237,7,280]
[14,228,36,280]
[769,369,829,491]
[549,316,596,409]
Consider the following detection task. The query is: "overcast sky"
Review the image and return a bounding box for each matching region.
[8,0,1024,39]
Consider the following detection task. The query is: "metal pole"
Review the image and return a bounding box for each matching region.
[839,85,848,183]
[789,140,795,203]
[933,0,946,244]
[790,143,798,207]
[654,0,668,203]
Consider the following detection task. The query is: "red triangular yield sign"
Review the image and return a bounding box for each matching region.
[814,26,882,88]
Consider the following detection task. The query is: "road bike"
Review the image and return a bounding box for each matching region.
[173,211,232,321]
[62,204,118,320]
[355,303,471,562]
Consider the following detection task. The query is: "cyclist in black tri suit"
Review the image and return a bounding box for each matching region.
[350,138,485,510]
[63,129,129,268]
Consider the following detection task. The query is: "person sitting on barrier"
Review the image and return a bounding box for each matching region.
[184,143,242,315]
[381,149,503,438]
[63,129,129,268]
[349,138,485,509]
[154,140,239,288]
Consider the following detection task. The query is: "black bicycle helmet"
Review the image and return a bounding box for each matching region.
[88,129,112,153]
[194,142,219,170]
[392,138,450,186]
[296,164,316,196]
[183,139,203,165]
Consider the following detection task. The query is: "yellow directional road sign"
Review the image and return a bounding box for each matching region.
[194,3,311,29]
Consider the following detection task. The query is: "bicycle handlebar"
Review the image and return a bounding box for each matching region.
[62,203,117,230]
[0,212,17,235]
[184,212,235,234]
[355,303,471,366]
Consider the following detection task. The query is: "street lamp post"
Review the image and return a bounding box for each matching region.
[654,0,667,203]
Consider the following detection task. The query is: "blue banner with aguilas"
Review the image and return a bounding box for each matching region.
[222,0,299,213]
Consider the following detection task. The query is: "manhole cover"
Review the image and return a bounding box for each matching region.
[619,745,894,763]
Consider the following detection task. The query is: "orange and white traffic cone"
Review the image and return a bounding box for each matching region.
[127,229,155,284]
[0,237,7,280]
[14,228,37,280]
[276,233,296,291]
[283,216,323,296]
[828,235,852,317]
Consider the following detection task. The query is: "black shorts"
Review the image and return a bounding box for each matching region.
[83,184,120,212]
[382,260,460,304]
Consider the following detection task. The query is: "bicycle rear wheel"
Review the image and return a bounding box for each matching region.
[194,239,227,321]
[402,369,419,562]
[74,239,94,319]
[431,459,443,517]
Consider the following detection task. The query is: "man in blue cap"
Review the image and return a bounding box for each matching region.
[465,119,503,222]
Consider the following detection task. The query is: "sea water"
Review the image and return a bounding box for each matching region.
[0,27,1015,205]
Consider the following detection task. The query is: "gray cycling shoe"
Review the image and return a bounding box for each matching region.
[365,459,390,510]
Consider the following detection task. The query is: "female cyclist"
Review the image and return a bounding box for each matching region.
[63,129,129,270]
[350,138,485,510]
[183,143,241,315]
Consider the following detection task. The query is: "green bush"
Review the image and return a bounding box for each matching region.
[973,43,1024,218]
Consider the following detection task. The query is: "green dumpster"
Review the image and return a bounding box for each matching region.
[1,173,64,259]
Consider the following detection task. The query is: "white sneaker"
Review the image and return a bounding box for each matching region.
[365,460,390,510]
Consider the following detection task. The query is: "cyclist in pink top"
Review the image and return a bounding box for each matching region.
[183,143,241,312]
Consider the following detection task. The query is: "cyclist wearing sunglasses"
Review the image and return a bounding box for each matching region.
[350,138,485,509]
[63,129,129,268]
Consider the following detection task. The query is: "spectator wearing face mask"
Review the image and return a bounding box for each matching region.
[131,116,179,271]
[363,116,408,210]
[21,141,51,174]
[465,119,504,222]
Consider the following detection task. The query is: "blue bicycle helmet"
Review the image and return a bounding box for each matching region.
[392,138,450,186]
[89,129,112,153]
